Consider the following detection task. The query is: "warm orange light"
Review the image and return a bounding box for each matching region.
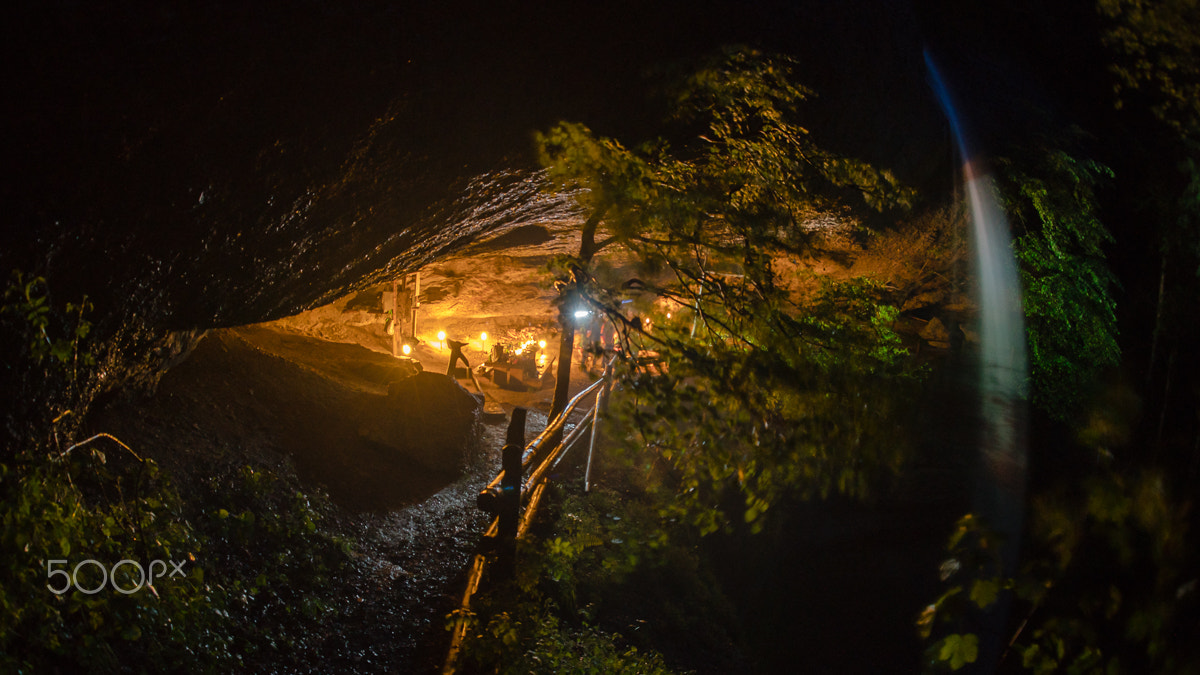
[437,330,446,341]
[401,344,412,356]
[538,340,547,350]
[480,331,488,342]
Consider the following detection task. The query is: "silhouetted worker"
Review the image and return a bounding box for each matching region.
[949,319,966,354]
[446,338,472,378]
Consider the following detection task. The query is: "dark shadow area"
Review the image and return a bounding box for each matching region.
[710,497,957,673]
[708,351,976,673]
[465,224,555,253]
[94,329,469,512]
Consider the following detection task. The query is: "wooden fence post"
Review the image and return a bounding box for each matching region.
[498,409,525,539]
[496,408,525,578]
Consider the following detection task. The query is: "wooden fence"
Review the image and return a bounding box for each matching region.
[442,359,613,674]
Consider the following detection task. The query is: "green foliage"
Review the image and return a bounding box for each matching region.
[920,469,1197,673]
[606,277,920,535]
[0,458,230,672]
[1,270,94,371]
[537,48,924,534]
[537,490,682,617]
[194,463,349,661]
[998,148,1120,421]
[1097,1,1200,413]
[1099,0,1200,141]
[0,453,349,672]
[471,607,680,675]
[936,633,979,671]
[536,121,666,248]
[671,46,916,217]
[458,487,713,675]
[1,271,100,451]
[0,274,350,671]
[535,48,915,263]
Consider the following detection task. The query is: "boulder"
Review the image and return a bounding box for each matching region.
[364,372,481,473]
[919,317,950,348]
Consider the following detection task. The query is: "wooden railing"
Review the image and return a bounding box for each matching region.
[442,359,613,674]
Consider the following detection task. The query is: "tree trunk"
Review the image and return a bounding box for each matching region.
[577,205,607,262]
[1148,252,1166,384]
[548,300,576,448]
[1153,345,1176,462]
[547,204,608,441]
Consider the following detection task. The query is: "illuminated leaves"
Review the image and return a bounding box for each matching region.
[1,271,95,369]
[999,148,1120,421]
[607,277,918,535]
[0,459,224,671]
[923,470,1195,673]
[936,633,979,671]
[673,46,915,218]
[969,579,1000,610]
[536,49,923,538]
[1099,0,1200,140]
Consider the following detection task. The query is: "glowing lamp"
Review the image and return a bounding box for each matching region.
[401,344,412,356]
[538,340,546,350]
[574,310,589,319]
[437,330,446,341]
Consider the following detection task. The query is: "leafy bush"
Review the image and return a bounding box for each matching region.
[536,49,925,535]
[456,479,751,675]
[998,148,1120,421]
[919,469,1198,673]
[0,272,351,672]
[193,464,349,666]
[605,277,923,535]
[0,457,230,672]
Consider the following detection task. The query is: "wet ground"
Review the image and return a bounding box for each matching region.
[92,303,592,672]
[88,210,973,672]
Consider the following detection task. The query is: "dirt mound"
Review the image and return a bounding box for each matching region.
[95,328,481,512]
[365,371,483,473]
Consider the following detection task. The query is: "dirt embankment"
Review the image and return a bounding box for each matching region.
[94,326,480,513]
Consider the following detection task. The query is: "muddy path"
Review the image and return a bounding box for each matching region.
[89,322,567,672]
[97,328,462,513]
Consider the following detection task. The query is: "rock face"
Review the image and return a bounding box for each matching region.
[370,372,482,474]
[919,317,951,348]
